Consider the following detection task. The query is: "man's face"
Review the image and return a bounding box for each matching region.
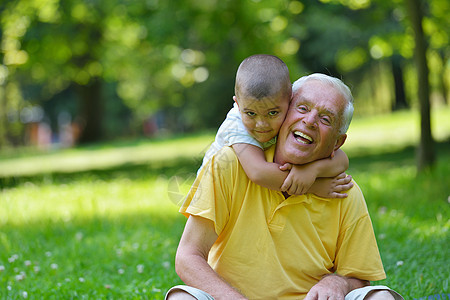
[275,80,347,165]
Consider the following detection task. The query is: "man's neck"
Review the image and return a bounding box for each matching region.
[273,143,292,166]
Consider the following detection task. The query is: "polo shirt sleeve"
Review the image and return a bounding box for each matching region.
[180,146,239,235]
[334,183,386,282]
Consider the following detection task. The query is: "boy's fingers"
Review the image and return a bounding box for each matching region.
[288,186,296,195]
[335,182,353,192]
[279,163,292,171]
[281,180,291,192]
[332,192,348,198]
[343,182,354,190]
[335,175,352,185]
[289,185,302,195]
[336,172,347,179]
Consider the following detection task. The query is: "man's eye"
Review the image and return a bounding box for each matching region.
[268,111,279,116]
[298,105,308,112]
[320,116,331,124]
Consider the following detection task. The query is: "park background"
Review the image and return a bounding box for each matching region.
[0,0,449,299]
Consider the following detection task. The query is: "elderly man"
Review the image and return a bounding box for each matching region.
[167,74,403,300]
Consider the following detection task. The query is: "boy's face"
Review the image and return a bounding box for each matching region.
[235,91,290,143]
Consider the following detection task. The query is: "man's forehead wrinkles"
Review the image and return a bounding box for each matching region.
[295,98,335,115]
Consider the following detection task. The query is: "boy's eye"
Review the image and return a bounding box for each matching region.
[246,111,256,117]
[268,111,279,116]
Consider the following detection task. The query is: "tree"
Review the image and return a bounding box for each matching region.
[0,0,298,144]
[391,54,408,111]
[405,0,436,171]
[1,0,448,149]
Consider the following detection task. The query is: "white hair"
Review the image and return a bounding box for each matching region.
[292,73,354,134]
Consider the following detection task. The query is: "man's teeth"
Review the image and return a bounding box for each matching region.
[294,131,313,144]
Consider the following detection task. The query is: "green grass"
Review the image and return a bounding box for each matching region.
[0,162,189,299]
[0,108,449,299]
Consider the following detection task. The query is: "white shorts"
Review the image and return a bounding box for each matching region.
[165,285,214,300]
[346,285,404,300]
[165,285,404,300]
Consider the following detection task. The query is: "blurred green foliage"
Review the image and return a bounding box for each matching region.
[0,0,448,145]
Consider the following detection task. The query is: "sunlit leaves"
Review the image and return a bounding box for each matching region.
[0,0,448,142]
[1,5,31,66]
[319,0,371,10]
[369,36,393,59]
[36,0,61,23]
[71,2,93,22]
[288,1,304,14]
[336,47,368,72]
[104,16,147,49]
[423,18,449,49]
[270,15,288,32]
[276,38,301,57]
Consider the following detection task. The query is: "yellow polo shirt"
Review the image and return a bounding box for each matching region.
[180,146,386,299]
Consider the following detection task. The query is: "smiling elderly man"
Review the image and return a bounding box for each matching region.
[166,74,403,300]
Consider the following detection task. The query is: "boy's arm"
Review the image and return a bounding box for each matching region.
[314,148,349,177]
[308,173,353,198]
[281,149,349,195]
[232,144,352,197]
[232,143,288,191]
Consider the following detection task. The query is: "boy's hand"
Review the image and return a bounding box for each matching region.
[279,163,293,171]
[280,164,318,195]
[309,172,354,198]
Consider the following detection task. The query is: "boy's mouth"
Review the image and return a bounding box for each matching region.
[293,131,313,144]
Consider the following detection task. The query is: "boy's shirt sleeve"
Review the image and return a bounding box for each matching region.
[198,103,261,174]
[221,103,262,148]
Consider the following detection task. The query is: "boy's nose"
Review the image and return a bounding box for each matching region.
[256,118,269,128]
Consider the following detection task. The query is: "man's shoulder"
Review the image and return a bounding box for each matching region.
[210,146,241,173]
[215,145,238,159]
[347,180,364,198]
[340,179,370,216]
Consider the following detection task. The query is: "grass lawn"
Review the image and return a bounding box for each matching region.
[0,108,449,299]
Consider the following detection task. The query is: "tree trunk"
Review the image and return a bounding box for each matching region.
[0,87,7,149]
[405,0,435,171]
[391,55,409,111]
[438,50,448,105]
[77,78,103,144]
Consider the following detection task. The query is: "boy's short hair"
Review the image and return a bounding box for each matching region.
[235,54,291,100]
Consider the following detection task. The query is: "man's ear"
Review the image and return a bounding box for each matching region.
[334,134,347,151]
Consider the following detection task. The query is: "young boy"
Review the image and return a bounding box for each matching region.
[198,54,349,196]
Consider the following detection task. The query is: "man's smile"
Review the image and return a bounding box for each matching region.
[293,130,313,144]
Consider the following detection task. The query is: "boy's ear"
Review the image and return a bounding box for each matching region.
[233,96,239,107]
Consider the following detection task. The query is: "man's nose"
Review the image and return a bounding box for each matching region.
[302,111,318,128]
